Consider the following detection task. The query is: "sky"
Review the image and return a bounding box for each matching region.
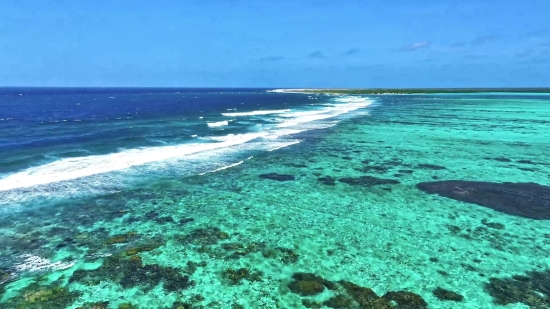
[1,0,549,88]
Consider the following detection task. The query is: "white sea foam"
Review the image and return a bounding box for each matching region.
[0,95,374,204]
[267,141,301,151]
[277,97,373,127]
[221,109,290,117]
[207,120,229,127]
[14,254,75,273]
[199,160,244,175]
[0,133,267,191]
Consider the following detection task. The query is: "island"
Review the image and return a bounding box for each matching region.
[269,88,550,95]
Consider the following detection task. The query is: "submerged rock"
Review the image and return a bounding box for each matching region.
[416,180,550,220]
[222,268,263,285]
[105,232,138,245]
[76,302,110,309]
[382,291,428,308]
[259,173,295,181]
[323,295,353,308]
[179,227,229,245]
[417,164,447,170]
[484,157,512,162]
[481,219,505,230]
[155,216,175,224]
[277,247,300,264]
[288,273,336,296]
[398,169,414,174]
[302,299,322,309]
[317,176,337,186]
[286,274,428,308]
[517,159,537,165]
[339,176,400,186]
[485,269,550,308]
[6,282,81,309]
[179,217,195,225]
[432,287,464,302]
[70,253,193,292]
[338,280,379,305]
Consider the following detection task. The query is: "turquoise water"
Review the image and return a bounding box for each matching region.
[0,91,549,308]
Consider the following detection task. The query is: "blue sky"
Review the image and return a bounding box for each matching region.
[1,0,549,87]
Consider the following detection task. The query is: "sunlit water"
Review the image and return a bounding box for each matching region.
[0,89,549,309]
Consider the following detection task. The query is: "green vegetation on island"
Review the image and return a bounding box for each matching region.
[286,88,550,94]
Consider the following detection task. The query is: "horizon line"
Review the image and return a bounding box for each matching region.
[1,86,550,89]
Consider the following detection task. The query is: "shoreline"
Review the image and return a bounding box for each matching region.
[268,88,550,95]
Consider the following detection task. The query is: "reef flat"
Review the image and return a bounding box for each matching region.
[0,89,549,308]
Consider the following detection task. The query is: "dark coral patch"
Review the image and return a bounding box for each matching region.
[382,291,428,308]
[416,180,550,220]
[485,270,550,308]
[339,176,400,186]
[277,247,300,264]
[323,295,353,308]
[179,227,229,245]
[155,216,175,224]
[259,173,295,181]
[481,219,505,230]
[222,268,263,285]
[484,157,512,162]
[398,169,414,174]
[288,279,325,296]
[70,254,193,292]
[179,217,195,225]
[285,162,308,168]
[302,299,322,309]
[339,280,379,305]
[317,176,336,186]
[76,302,110,309]
[5,282,81,309]
[288,273,336,296]
[432,287,464,302]
[417,164,446,170]
[106,231,138,245]
[356,165,391,173]
[517,159,536,165]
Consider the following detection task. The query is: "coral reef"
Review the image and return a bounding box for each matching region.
[382,291,428,308]
[76,302,110,309]
[416,181,550,219]
[288,274,428,309]
[106,232,138,245]
[259,173,295,181]
[323,294,353,308]
[179,227,230,245]
[338,176,400,186]
[317,176,336,186]
[485,269,550,308]
[481,219,505,230]
[432,287,464,302]
[288,273,338,296]
[417,164,446,170]
[5,281,81,309]
[70,253,193,292]
[222,268,263,285]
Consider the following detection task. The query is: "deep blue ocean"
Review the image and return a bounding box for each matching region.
[0,88,372,208]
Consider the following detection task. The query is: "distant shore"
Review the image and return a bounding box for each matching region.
[268,88,550,95]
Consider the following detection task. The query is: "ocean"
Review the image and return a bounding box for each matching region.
[0,88,549,308]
